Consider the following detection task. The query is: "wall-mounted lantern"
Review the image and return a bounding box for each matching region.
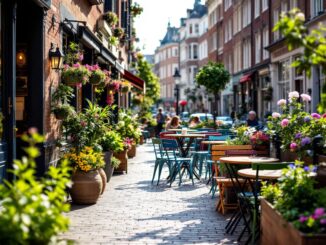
[49,43,64,70]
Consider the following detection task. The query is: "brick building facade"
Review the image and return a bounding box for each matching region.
[0,0,142,181]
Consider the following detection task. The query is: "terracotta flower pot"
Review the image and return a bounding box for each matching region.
[98,168,107,195]
[127,144,136,158]
[114,149,128,173]
[103,151,114,183]
[70,170,102,205]
[139,135,144,145]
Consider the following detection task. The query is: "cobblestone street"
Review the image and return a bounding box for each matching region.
[62,143,240,245]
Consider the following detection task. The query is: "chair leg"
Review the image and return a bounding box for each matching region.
[157,161,164,185]
[152,160,159,184]
[178,164,182,186]
[189,163,194,185]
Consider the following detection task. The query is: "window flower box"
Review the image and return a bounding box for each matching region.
[261,199,326,245]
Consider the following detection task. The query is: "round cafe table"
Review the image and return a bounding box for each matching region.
[238,168,282,180]
[201,140,226,145]
[167,128,197,132]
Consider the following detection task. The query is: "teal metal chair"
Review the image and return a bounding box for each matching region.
[151,138,170,185]
[161,139,194,186]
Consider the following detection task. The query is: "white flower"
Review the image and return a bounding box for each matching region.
[272,112,281,118]
[300,93,311,102]
[288,91,300,100]
[277,99,287,106]
[296,12,305,22]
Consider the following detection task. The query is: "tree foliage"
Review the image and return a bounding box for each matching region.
[274,9,326,112]
[195,62,230,94]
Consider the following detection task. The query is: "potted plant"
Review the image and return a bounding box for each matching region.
[64,146,105,204]
[261,162,326,244]
[108,157,120,182]
[113,138,130,174]
[86,64,107,85]
[120,81,131,93]
[108,36,119,47]
[61,63,90,87]
[100,130,124,182]
[51,83,75,120]
[0,130,71,244]
[52,104,74,120]
[103,11,118,27]
[113,27,124,38]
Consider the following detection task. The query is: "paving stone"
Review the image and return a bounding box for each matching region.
[61,142,243,244]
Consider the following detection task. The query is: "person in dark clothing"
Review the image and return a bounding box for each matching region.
[156,108,165,136]
[247,111,259,127]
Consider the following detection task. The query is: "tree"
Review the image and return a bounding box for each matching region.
[134,54,160,122]
[195,62,230,118]
[275,9,326,113]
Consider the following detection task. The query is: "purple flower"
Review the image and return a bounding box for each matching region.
[314,208,325,219]
[304,116,311,123]
[311,113,321,119]
[281,119,290,127]
[301,137,311,146]
[312,166,318,172]
[289,164,296,169]
[320,219,326,225]
[295,133,302,139]
[290,142,297,150]
[303,166,310,172]
[299,216,308,223]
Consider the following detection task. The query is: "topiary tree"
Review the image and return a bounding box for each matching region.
[274,9,326,113]
[195,62,230,119]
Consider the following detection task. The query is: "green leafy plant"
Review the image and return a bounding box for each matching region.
[108,36,119,47]
[103,11,118,27]
[52,83,75,104]
[261,161,326,233]
[130,2,143,17]
[52,104,74,120]
[0,129,71,244]
[113,27,124,38]
[110,156,121,168]
[100,130,124,153]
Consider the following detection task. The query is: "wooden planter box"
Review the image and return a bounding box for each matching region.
[261,199,326,245]
[113,150,128,174]
[280,151,313,164]
[127,144,136,158]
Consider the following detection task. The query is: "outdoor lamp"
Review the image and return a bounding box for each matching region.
[173,68,181,115]
[49,43,64,70]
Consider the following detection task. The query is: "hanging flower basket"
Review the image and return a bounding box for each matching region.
[103,11,118,27]
[107,80,120,92]
[113,27,125,38]
[61,64,90,87]
[120,81,131,93]
[86,64,106,85]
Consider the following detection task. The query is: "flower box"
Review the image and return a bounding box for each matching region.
[113,150,128,174]
[261,199,326,245]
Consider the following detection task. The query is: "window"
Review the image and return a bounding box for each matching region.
[195,24,199,34]
[224,19,232,43]
[255,0,260,18]
[262,0,268,11]
[173,47,178,57]
[233,8,241,34]
[224,0,232,11]
[262,27,269,59]
[243,39,251,69]
[281,2,288,14]
[255,31,261,64]
[242,0,251,28]
[193,44,198,59]
[290,0,298,9]
[273,9,280,41]
[278,60,291,100]
[211,33,217,51]
[189,24,193,34]
[193,67,198,80]
[311,0,324,17]
[188,45,192,59]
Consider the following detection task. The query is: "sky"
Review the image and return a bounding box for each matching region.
[134,0,195,55]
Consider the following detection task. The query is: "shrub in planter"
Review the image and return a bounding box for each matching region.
[52,104,74,120]
[261,161,326,243]
[0,130,71,244]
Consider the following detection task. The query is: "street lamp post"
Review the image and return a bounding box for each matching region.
[173,68,181,116]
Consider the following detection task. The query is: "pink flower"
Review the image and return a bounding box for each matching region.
[289,91,300,100]
[272,112,281,118]
[323,113,326,118]
[80,121,87,127]
[78,53,84,62]
[63,64,70,70]
[76,83,82,89]
[28,127,38,135]
[277,99,287,106]
[300,93,311,102]
[92,64,100,70]
[314,208,325,219]
[281,119,289,127]
[311,113,321,119]
[72,63,80,68]
[290,142,297,150]
[299,216,308,223]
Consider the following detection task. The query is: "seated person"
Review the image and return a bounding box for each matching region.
[188,116,201,128]
[247,111,259,127]
[165,116,181,130]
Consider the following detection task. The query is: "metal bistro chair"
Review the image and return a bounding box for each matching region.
[151,138,171,185]
[249,162,291,244]
[161,139,194,186]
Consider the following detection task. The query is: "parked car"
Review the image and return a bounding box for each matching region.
[190,113,214,122]
[216,116,233,126]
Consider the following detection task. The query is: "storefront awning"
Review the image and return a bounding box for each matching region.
[240,73,253,83]
[123,70,145,91]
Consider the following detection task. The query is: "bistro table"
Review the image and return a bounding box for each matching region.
[219,156,279,242]
[238,168,282,180]
[201,140,226,145]
[167,128,197,132]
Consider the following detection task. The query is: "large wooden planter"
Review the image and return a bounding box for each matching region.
[261,199,326,245]
[103,151,114,183]
[114,149,128,173]
[127,144,136,158]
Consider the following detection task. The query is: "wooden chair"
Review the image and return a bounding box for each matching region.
[211,145,254,214]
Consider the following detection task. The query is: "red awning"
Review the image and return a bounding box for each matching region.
[240,73,253,83]
[123,70,145,90]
